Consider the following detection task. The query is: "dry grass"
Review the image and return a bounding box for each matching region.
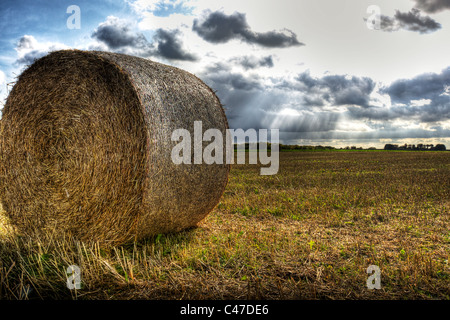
[0,151,449,300]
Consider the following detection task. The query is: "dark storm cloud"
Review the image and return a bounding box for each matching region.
[291,72,376,108]
[199,60,450,140]
[379,15,398,32]
[153,29,197,61]
[92,17,149,50]
[230,55,274,70]
[379,9,441,34]
[280,126,450,141]
[91,17,196,61]
[394,9,441,33]
[413,0,450,13]
[347,102,450,123]
[347,67,450,123]
[205,70,263,91]
[193,11,303,48]
[384,67,450,103]
[199,62,342,133]
[201,61,265,92]
[15,49,47,65]
[346,106,390,121]
[199,61,280,129]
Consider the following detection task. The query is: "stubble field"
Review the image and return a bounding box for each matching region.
[0,150,449,299]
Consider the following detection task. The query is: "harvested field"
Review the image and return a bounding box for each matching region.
[0,151,448,300]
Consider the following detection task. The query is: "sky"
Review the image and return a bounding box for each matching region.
[1,0,450,148]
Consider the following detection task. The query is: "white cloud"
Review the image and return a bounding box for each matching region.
[16,35,38,51]
[15,35,69,66]
[441,85,450,96]
[0,69,6,104]
[410,99,431,107]
[0,69,8,113]
[0,70,5,87]
[390,119,439,131]
[278,108,301,116]
[369,83,392,108]
[336,120,375,132]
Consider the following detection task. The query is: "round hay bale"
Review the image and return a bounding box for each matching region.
[0,50,230,244]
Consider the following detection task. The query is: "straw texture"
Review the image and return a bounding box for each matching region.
[0,50,229,244]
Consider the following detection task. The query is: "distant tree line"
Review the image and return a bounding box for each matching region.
[384,143,447,151]
[234,143,448,151]
[279,144,336,151]
[233,143,379,151]
[233,143,337,151]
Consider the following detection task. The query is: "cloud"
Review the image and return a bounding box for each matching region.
[91,16,196,61]
[412,0,450,13]
[14,35,69,66]
[279,126,450,142]
[199,55,450,140]
[229,55,274,70]
[410,99,432,107]
[16,35,37,51]
[394,9,441,33]
[16,50,49,65]
[261,111,341,133]
[0,69,6,99]
[379,9,441,34]
[92,16,149,50]
[287,71,376,108]
[199,61,360,133]
[198,60,283,130]
[153,29,197,61]
[193,11,303,48]
[199,63,377,133]
[346,67,450,123]
[384,67,450,103]
[91,16,152,56]
[384,67,450,123]
[202,63,263,92]
[197,58,450,145]
[378,15,399,32]
[0,70,5,86]
[348,101,450,123]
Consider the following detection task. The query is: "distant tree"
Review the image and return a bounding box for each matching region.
[434,144,446,151]
[384,144,398,150]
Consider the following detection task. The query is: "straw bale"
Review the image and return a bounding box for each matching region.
[0,50,229,244]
